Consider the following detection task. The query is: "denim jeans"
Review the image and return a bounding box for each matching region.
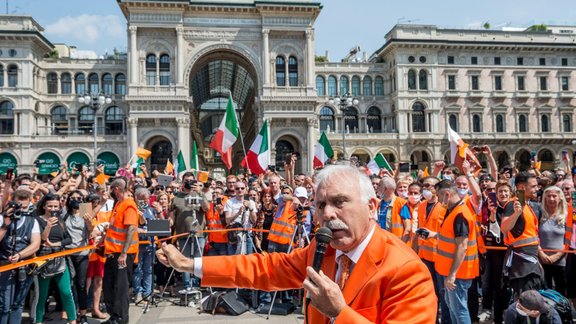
[228,233,254,255]
[0,269,34,324]
[207,242,228,256]
[442,277,472,324]
[133,246,154,296]
[422,259,451,324]
[178,237,205,289]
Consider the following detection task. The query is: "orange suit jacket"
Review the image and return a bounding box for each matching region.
[202,226,437,323]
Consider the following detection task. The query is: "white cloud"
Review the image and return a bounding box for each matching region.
[45,14,124,45]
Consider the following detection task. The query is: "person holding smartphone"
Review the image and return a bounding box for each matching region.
[223,181,257,255]
[205,187,228,256]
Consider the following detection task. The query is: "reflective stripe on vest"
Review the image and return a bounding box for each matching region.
[434,203,480,279]
[268,200,296,245]
[104,199,139,255]
[417,201,446,262]
[388,197,408,238]
[206,201,228,244]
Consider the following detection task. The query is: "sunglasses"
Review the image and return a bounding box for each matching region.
[235,187,246,190]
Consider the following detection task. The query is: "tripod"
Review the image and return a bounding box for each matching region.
[267,212,311,319]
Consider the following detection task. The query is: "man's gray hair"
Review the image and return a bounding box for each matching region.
[110,178,127,191]
[378,176,396,193]
[314,165,375,204]
[135,187,150,199]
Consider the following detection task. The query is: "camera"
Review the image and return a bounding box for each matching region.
[415,228,430,239]
[295,205,310,222]
[6,201,27,220]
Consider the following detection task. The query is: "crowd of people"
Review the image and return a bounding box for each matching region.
[0,145,575,324]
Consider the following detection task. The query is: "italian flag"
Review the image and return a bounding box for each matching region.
[209,95,239,169]
[175,150,186,178]
[367,153,392,174]
[241,120,269,175]
[191,140,199,171]
[313,132,334,169]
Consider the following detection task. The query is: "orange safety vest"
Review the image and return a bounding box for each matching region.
[268,200,296,245]
[104,198,139,255]
[565,200,574,249]
[385,197,408,238]
[89,209,112,263]
[206,197,228,244]
[417,201,446,262]
[435,202,480,280]
[463,195,487,254]
[504,204,539,248]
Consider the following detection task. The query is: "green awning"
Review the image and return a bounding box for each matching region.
[36,152,61,175]
[67,152,91,172]
[0,152,17,175]
[97,152,120,175]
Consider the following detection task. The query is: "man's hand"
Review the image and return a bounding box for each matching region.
[434,160,445,170]
[156,242,193,272]
[513,201,523,216]
[444,274,456,291]
[118,252,127,268]
[7,253,21,264]
[302,267,346,318]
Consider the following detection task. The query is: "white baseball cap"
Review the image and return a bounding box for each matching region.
[294,186,308,199]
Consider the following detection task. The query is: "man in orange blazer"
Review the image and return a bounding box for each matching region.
[157,165,437,323]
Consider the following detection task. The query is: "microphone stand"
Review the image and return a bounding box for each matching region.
[266,210,311,320]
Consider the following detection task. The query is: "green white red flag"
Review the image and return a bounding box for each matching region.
[209,95,239,169]
[313,132,334,169]
[241,120,269,175]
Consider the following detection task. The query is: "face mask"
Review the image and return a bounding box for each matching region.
[408,195,421,204]
[397,190,408,199]
[457,188,468,198]
[422,190,433,201]
[137,200,148,210]
[516,303,528,317]
[443,175,452,181]
[69,200,81,210]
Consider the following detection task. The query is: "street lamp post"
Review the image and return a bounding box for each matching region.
[78,93,112,171]
[328,93,359,160]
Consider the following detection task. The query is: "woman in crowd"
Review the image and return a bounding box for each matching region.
[254,188,276,252]
[85,193,109,319]
[538,185,568,296]
[64,191,92,324]
[132,187,158,302]
[34,193,77,324]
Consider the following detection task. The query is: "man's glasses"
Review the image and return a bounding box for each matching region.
[69,197,83,201]
[235,187,246,191]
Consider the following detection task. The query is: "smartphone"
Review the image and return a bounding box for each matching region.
[216,197,222,205]
[5,168,13,180]
[399,162,410,173]
[516,189,525,207]
[132,167,138,176]
[285,153,293,165]
[488,192,498,206]
[76,163,83,172]
[149,195,157,205]
[268,165,276,172]
[243,194,250,201]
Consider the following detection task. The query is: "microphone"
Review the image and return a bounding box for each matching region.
[312,227,333,271]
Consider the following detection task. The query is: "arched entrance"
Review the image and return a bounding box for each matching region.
[493,151,510,170]
[410,150,430,171]
[351,149,370,167]
[538,149,555,171]
[274,136,300,173]
[515,149,531,171]
[188,50,258,172]
[147,136,173,172]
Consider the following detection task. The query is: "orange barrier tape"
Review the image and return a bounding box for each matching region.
[0,245,95,273]
[482,246,576,254]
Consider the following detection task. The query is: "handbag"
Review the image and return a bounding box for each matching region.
[37,248,66,278]
[226,222,243,244]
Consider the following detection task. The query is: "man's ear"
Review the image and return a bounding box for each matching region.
[368,197,378,214]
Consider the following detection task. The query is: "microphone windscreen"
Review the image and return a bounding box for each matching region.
[315,227,332,244]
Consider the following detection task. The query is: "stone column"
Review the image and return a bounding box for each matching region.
[306,30,314,88]
[307,117,316,174]
[177,117,191,169]
[129,26,138,85]
[128,117,139,157]
[176,27,184,86]
[262,29,270,87]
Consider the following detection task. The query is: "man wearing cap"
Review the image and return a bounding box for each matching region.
[504,290,561,324]
[267,187,310,253]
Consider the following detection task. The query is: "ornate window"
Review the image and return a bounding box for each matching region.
[339,76,349,95]
[102,73,113,95]
[61,73,72,94]
[78,106,95,135]
[449,114,458,132]
[473,114,482,132]
[47,72,58,94]
[344,106,359,133]
[363,76,372,96]
[51,106,68,135]
[419,70,428,90]
[351,76,361,96]
[146,54,156,86]
[367,106,381,133]
[519,114,527,132]
[159,54,170,85]
[288,56,298,86]
[327,75,337,96]
[496,114,505,132]
[541,114,550,132]
[7,65,17,87]
[0,101,14,134]
[88,73,99,94]
[0,64,4,87]
[316,76,325,96]
[319,106,335,132]
[105,106,124,135]
[115,73,126,95]
[563,114,572,132]
[408,70,416,90]
[275,56,286,86]
[75,73,85,94]
[412,102,426,132]
[375,76,384,96]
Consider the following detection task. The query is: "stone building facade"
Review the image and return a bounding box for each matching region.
[0,1,574,176]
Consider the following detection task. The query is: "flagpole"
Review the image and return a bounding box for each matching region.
[230,93,251,173]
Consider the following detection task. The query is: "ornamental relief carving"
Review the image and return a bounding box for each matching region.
[182,30,260,41]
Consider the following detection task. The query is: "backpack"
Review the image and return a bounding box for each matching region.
[539,289,574,324]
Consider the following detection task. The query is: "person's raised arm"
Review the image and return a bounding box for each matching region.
[462,160,482,210]
[501,201,523,234]
[483,146,498,181]
[432,160,445,178]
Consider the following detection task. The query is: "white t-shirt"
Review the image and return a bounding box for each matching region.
[224,196,256,227]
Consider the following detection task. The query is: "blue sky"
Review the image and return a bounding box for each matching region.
[13,0,576,61]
